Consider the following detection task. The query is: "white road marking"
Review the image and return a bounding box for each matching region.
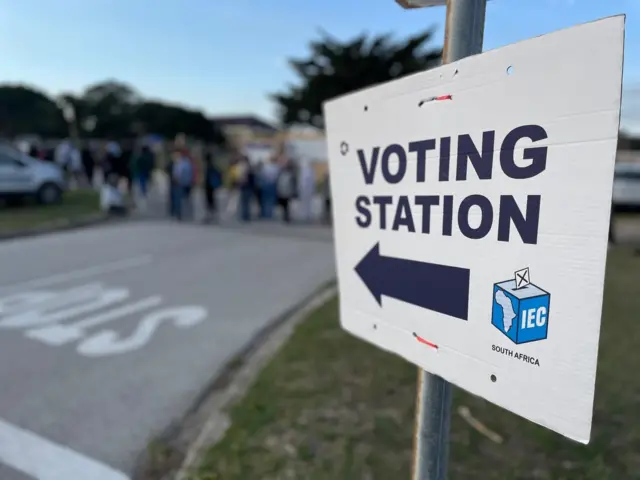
[0,287,129,329]
[0,417,129,480]
[0,292,58,316]
[78,305,207,357]
[26,296,163,346]
[0,284,105,328]
[0,255,152,295]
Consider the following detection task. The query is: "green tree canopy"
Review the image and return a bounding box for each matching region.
[0,80,227,146]
[134,101,227,145]
[272,29,442,128]
[0,85,67,138]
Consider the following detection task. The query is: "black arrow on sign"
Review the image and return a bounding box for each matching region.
[354,242,471,320]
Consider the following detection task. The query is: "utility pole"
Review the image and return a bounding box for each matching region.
[401,1,488,479]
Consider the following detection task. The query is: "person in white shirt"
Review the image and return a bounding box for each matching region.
[100,172,126,215]
[54,139,72,170]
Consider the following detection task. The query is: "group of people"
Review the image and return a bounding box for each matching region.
[24,138,157,199]
[219,153,323,224]
[23,138,156,214]
[20,137,333,224]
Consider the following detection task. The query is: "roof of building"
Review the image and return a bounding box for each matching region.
[209,115,279,132]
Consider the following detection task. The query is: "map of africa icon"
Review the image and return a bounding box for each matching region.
[494,289,516,332]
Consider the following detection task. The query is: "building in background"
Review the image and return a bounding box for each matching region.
[209,115,329,180]
[209,115,280,151]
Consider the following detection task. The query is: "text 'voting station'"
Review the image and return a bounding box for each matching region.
[353,125,545,245]
[324,16,624,443]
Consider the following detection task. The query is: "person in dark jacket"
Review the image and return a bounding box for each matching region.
[166,153,177,217]
[253,161,264,217]
[237,156,254,222]
[102,145,118,181]
[119,141,134,196]
[276,158,296,223]
[28,144,40,159]
[132,145,155,199]
[81,146,95,187]
[44,147,55,162]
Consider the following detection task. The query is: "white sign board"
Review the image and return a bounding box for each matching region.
[323,16,624,443]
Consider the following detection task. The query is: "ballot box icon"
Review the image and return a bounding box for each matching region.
[491,269,550,345]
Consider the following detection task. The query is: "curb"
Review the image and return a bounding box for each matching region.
[0,213,122,242]
[132,280,337,480]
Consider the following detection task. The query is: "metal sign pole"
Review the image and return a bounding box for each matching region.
[412,1,487,479]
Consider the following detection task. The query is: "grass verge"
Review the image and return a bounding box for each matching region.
[191,246,640,480]
[0,190,102,234]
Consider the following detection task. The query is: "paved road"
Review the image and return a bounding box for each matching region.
[0,221,335,479]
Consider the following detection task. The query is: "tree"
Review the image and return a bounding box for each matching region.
[0,85,67,137]
[0,79,228,146]
[272,29,442,128]
[78,80,140,138]
[618,131,640,151]
[134,101,227,146]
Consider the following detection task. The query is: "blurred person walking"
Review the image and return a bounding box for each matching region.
[166,154,178,217]
[222,154,244,220]
[81,144,96,187]
[54,138,72,168]
[68,142,84,189]
[260,157,280,219]
[172,149,195,221]
[253,161,264,217]
[132,144,155,201]
[203,151,222,223]
[235,156,253,222]
[120,140,134,196]
[100,171,127,216]
[54,138,73,182]
[103,141,120,182]
[277,158,296,223]
[298,161,316,223]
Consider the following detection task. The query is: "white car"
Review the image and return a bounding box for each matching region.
[612,162,640,211]
[0,144,65,205]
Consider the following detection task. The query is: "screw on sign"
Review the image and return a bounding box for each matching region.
[324,2,624,480]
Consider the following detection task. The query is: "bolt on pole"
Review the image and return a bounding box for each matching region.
[411,1,487,480]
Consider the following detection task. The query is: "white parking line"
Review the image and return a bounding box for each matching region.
[0,418,129,480]
[0,256,152,295]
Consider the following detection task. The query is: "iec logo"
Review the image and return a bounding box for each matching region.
[491,268,550,344]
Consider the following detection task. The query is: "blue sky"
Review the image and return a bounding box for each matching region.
[1,0,639,130]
